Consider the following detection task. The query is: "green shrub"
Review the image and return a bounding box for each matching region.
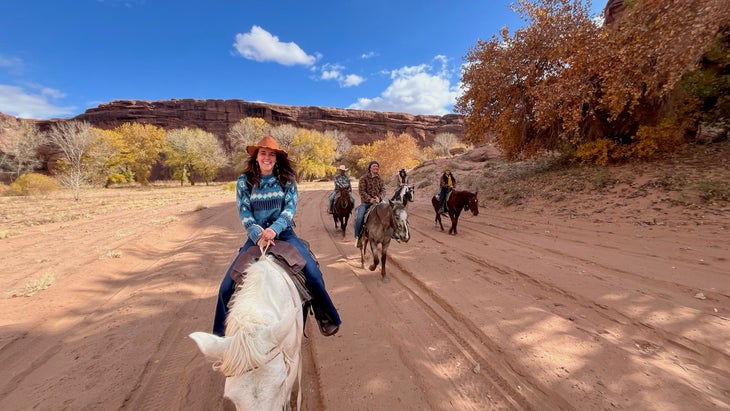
[6,173,59,196]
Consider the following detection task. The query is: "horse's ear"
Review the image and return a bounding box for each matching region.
[189,332,230,361]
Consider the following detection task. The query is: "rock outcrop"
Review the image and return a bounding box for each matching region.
[38,99,464,147]
[603,0,626,26]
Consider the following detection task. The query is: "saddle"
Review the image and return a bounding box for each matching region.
[362,202,380,222]
[230,242,312,304]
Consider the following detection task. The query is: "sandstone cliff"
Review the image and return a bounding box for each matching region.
[38,99,464,147]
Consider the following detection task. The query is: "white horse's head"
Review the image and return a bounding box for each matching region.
[189,256,303,411]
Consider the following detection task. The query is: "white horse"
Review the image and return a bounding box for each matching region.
[190,251,304,411]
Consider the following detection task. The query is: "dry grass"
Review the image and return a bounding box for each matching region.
[409,141,730,222]
[11,272,55,297]
[0,182,232,236]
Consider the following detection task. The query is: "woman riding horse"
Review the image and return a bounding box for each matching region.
[213,135,342,338]
[432,190,479,235]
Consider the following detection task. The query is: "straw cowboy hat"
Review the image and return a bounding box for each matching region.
[338,165,348,171]
[246,135,287,157]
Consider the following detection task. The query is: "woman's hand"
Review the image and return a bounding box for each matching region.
[257,227,277,247]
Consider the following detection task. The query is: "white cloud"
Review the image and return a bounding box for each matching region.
[360,51,377,59]
[0,54,25,76]
[319,63,364,88]
[349,57,459,115]
[342,74,364,87]
[233,25,317,66]
[0,84,75,119]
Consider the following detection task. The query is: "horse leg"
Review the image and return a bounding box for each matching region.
[368,241,379,272]
[333,212,338,229]
[380,240,391,283]
[449,211,461,235]
[360,234,368,269]
[432,197,444,231]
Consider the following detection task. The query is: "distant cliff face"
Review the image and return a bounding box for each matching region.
[39,99,464,147]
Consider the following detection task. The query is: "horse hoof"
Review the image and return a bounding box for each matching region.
[382,276,390,283]
[368,264,377,271]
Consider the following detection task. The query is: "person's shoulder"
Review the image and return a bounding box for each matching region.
[237,173,249,186]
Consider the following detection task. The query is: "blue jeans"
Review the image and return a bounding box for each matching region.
[354,203,372,238]
[438,187,452,210]
[213,228,341,336]
[328,191,354,211]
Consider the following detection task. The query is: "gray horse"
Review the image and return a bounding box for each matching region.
[360,201,410,282]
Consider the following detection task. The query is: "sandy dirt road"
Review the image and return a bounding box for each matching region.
[0,183,728,410]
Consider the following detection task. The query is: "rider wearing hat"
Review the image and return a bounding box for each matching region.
[354,160,386,249]
[438,166,456,214]
[391,168,410,201]
[213,135,341,337]
[327,165,354,214]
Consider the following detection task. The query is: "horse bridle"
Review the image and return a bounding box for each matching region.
[384,205,408,242]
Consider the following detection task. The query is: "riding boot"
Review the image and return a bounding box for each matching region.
[311,299,339,336]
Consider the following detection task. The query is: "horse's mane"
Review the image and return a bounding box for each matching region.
[395,185,407,199]
[217,256,289,376]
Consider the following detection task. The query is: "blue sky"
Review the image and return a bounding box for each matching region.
[1,0,605,120]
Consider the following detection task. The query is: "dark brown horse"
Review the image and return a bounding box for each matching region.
[332,187,354,238]
[360,201,410,282]
[431,190,479,235]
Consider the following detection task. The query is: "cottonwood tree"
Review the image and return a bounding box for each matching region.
[339,144,373,177]
[228,117,270,153]
[164,127,227,185]
[432,132,461,157]
[228,117,271,172]
[85,128,130,187]
[371,132,421,179]
[353,132,420,179]
[290,129,337,181]
[595,0,730,141]
[457,0,730,161]
[324,129,352,161]
[113,122,166,185]
[45,121,96,200]
[194,132,228,184]
[0,119,45,177]
[269,124,297,153]
[457,0,601,159]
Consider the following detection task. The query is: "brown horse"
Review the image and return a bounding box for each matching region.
[332,187,354,238]
[360,201,410,282]
[431,190,479,235]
